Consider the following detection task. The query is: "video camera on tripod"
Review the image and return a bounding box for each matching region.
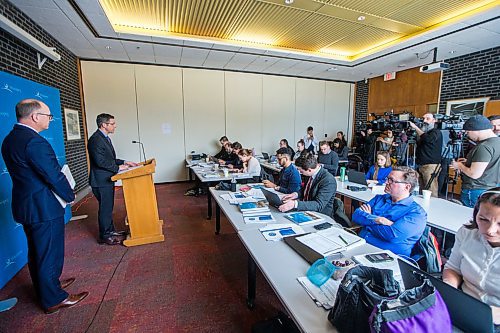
[435,114,468,131]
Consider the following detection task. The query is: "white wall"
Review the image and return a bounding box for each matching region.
[81,61,354,182]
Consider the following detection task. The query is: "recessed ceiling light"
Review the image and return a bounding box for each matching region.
[136,46,141,50]
[105,46,111,50]
[327,67,338,71]
[284,0,294,4]
[398,64,406,68]
[357,16,366,21]
[449,50,456,54]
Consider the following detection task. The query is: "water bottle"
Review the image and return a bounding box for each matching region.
[340,167,346,182]
[230,176,237,192]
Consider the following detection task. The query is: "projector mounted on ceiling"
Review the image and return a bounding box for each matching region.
[418,47,450,74]
[420,62,450,73]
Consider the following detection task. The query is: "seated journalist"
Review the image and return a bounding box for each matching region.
[263,147,301,194]
[352,166,427,257]
[278,152,336,216]
[443,188,500,328]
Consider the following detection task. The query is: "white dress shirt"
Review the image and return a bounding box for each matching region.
[445,226,500,306]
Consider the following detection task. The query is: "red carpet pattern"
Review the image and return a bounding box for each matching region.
[0,183,283,332]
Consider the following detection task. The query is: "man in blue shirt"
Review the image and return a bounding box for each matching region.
[352,166,427,257]
[263,147,301,194]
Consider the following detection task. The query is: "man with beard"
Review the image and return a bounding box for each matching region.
[409,113,443,197]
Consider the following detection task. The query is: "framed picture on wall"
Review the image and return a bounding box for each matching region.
[64,108,81,140]
[445,97,490,117]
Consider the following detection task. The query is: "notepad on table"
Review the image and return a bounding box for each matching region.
[296,228,365,256]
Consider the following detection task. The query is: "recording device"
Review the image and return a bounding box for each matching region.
[132,140,146,162]
[365,253,394,263]
[419,62,450,73]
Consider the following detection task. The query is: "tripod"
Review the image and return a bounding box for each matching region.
[423,140,462,199]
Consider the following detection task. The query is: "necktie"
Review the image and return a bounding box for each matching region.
[304,177,313,201]
[106,136,112,145]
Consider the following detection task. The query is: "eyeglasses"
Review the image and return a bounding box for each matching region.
[37,113,54,121]
[386,177,408,185]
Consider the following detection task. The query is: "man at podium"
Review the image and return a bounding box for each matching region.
[88,113,139,245]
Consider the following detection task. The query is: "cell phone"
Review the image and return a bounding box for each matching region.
[313,222,332,230]
[365,253,394,263]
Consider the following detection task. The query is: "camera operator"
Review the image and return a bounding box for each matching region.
[359,126,377,165]
[409,113,443,197]
[451,115,500,207]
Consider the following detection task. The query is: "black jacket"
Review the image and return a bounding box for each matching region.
[416,128,443,165]
[297,167,337,216]
[88,130,124,187]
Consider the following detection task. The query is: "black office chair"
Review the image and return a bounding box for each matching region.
[331,197,352,228]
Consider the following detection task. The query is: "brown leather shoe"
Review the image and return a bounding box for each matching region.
[97,236,123,245]
[60,277,75,289]
[45,292,89,314]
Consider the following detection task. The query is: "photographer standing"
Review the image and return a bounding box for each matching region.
[409,113,443,197]
[451,115,500,207]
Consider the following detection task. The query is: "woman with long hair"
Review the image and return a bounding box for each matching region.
[443,188,500,330]
[365,151,392,185]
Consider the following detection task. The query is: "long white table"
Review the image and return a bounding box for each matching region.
[336,180,472,234]
[239,228,382,332]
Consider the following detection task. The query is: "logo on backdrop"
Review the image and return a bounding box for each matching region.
[4,251,23,269]
[34,91,48,99]
[1,83,21,93]
[0,167,8,176]
[0,111,9,118]
[0,198,9,207]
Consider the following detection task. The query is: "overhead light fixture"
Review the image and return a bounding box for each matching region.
[106,45,111,50]
[398,64,406,68]
[449,50,456,54]
[357,16,366,21]
[327,67,338,71]
[284,0,294,4]
[0,13,60,69]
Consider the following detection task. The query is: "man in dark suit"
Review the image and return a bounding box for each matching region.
[279,152,337,216]
[1,99,88,314]
[87,113,139,245]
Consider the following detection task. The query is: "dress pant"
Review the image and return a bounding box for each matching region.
[23,218,68,309]
[418,164,440,197]
[92,186,116,239]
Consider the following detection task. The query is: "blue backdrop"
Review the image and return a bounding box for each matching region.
[0,71,72,289]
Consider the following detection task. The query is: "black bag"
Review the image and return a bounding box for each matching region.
[328,266,401,333]
[251,311,300,333]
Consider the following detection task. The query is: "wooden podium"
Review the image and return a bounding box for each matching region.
[111,158,164,246]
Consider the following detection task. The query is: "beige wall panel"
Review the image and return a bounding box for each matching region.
[262,75,296,155]
[81,61,140,163]
[324,82,354,143]
[225,72,263,153]
[295,78,326,144]
[135,64,186,182]
[183,68,225,157]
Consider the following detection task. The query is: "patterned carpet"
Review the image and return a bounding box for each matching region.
[0,183,283,332]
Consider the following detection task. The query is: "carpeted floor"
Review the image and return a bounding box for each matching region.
[0,183,283,332]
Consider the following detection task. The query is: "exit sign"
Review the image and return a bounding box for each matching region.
[384,72,396,81]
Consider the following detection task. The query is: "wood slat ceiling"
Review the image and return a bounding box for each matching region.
[99,0,499,61]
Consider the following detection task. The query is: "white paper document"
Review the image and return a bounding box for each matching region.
[259,224,305,241]
[297,276,340,310]
[52,164,75,208]
[297,228,365,256]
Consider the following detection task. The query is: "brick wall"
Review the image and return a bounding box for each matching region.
[439,46,500,113]
[0,0,88,191]
[354,80,369,131]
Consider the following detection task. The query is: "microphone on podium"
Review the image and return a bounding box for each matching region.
[132,140,146,163]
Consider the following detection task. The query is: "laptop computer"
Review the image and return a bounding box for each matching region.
[348,169,368,186]
[261,188,283,208]
[262,152,269,160]
[398,259,494,333]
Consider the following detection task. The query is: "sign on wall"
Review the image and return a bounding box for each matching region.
[0,71,71,289]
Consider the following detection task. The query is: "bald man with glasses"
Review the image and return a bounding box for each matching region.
[352,166,427,257]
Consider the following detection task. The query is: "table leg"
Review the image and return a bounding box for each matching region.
[215,203,220,235]
[189,168,193,181]
[247,255,256,309]
[441,231,447,254]
[207,185,212,220]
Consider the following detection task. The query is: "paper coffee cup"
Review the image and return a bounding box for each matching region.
[223,169,229,177]
[422,190,432,200]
